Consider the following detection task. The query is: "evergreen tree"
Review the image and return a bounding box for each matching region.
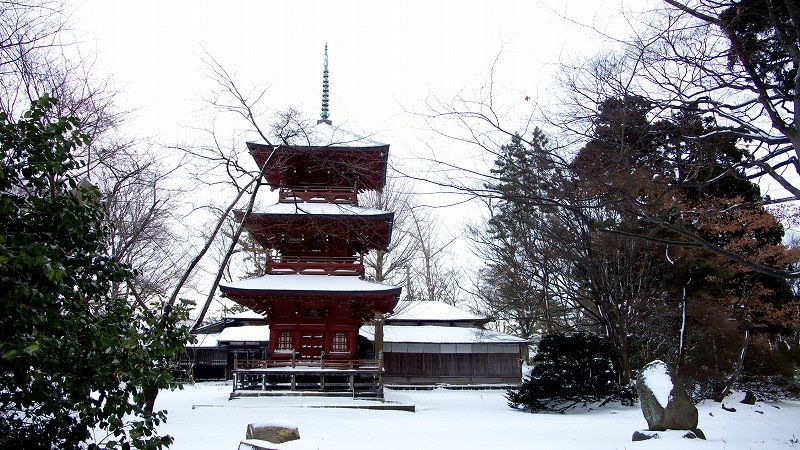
[0,96,189,450]
[507,333,637,413]
[475,130,575,338]
[573,95,799,397]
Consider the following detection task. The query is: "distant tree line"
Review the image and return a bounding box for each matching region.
[479,98,798,399]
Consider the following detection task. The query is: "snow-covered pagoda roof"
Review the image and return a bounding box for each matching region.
[360,325,527,344]
[247,122,390,192]
[250,202,392,217]
[223,310,265,320]
[389,301,490,323]
[249,121,386,149]
[310,121,385,147]
[220,274,401,295]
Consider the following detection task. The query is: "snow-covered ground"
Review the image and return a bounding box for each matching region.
[157,383,800,449]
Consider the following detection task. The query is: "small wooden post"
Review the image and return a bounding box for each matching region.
[291,374,296,391]
[378,352,385,402]
[374,312,385,401]
[373,312,384,360]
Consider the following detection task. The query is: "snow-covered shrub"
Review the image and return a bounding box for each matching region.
[506,333,637,413]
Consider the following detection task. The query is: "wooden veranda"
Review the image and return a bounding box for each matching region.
[231,358,384,398]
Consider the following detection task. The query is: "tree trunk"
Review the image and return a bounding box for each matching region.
[715,327,750,402]
[143,384,160,418]
[170,176,257,314]
[676,283,688,374]
[617,341,632,386]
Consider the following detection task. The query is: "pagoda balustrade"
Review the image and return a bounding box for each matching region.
[235,357,381,371]
[266,254,365,275]
[232,357,384,396]
[278,186,358,205]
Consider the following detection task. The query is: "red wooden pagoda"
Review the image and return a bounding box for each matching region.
[219,46,401,395]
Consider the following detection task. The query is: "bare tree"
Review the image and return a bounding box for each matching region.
[411,1,800,280]
[555,0,800,278]
[0,0,198,428]
[361,170,420,284]
[101,153,190,304]
[404,207,463,304]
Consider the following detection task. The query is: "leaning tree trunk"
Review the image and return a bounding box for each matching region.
[191,178,264,331]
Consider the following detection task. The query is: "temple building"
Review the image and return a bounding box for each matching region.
[185,47,528,395]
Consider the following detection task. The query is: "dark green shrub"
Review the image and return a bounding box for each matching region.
[507,332,637,413]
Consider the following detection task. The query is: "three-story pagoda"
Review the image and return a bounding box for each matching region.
[219,47,400,369]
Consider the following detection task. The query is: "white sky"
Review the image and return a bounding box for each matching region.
[65,0,649,307]
[69,0,644,153]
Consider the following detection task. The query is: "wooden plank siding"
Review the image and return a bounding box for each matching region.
[383,351,522,385]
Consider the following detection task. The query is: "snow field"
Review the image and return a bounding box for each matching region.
[156,383,800,450]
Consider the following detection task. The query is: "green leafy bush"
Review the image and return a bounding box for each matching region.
[0,96,190,450]
[507,332,637,413]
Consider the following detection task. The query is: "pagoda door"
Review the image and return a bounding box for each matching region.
[297,325,325,359]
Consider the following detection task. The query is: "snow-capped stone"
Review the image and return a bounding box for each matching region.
[635,360,700,433]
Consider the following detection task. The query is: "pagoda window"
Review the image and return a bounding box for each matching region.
[331,332,348,353]
[276,332,293,351]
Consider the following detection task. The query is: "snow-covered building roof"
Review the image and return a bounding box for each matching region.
[218,325,270,342]
[220,274,401,295]
[252,202,391,217]
[360,325,527,344]
[389,301,489,323]
[188,332,221,348]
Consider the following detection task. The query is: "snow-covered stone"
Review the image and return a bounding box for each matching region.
[631,429,705,441]
[238,438,317,450]
[635,360,700,434]
[741,390,757,405]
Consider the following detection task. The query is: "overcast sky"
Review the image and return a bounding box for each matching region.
[64,1,648,304]
[69,1,644,156]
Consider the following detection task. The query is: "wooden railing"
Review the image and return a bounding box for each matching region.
[266,255,364,275]
[278,187,358,205]
[235,358,382,371]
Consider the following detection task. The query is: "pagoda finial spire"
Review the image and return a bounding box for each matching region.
[318,43,332,125]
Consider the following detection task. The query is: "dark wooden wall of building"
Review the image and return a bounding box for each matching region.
[384,351,521,385]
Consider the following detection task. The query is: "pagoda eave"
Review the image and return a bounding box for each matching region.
[222,288,402,299]
[239,211,394,253]
[247,142,389,190]
[222,290,400,319]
